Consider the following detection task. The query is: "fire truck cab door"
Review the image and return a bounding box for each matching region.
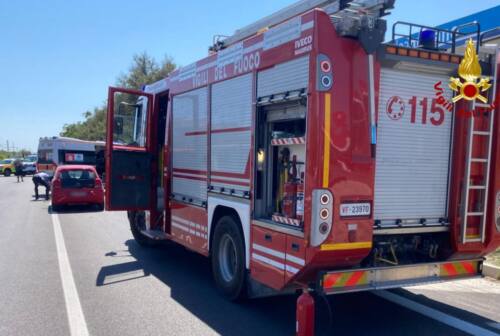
[106,87,154,211]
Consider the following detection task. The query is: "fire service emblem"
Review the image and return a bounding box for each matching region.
[386,96,405,120]
[449,39,491,103]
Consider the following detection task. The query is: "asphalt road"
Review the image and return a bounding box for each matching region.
[0,176,498,336]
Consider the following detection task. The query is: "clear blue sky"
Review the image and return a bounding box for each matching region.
[0,0,498,152]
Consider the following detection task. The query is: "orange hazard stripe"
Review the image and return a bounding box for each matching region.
[440,261,478,277]
[323,270,368,289]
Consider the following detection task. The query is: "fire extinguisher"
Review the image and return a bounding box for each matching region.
[296,172,304,221]
[282,182,297,219]
[296,289,315,336]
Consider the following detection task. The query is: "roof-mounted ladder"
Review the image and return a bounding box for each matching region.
[211,0,395,52]
[461,49,499,244]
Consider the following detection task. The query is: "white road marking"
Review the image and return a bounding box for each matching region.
[374,290,498,336]
[52,213,89,336]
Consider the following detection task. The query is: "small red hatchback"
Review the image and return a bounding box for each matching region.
[51,165,104,211]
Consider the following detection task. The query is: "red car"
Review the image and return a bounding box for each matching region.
[51,165,104,211]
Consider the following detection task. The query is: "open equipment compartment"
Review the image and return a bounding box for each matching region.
[254,95,307,231]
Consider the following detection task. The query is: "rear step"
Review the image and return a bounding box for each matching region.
[373,223,449,235]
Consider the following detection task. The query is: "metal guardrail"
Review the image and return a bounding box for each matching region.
[391,21,481,53]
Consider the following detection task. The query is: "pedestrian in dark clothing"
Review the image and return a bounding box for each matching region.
[32,172,51,200]
[14,159,25,182]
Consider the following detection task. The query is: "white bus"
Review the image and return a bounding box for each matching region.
[36,136,104,174]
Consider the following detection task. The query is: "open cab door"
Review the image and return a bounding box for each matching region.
[106,87,154,211]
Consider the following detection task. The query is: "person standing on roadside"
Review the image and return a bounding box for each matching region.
[14,159,25,182]
[32,172,51,200]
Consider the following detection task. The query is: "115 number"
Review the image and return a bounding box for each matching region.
[408,96,446,126]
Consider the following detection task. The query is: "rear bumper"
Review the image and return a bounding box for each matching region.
[318,259,483,295]
[52,189,104,206]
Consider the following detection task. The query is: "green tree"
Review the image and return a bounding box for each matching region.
[0,149,32,160]
[61,53,176,140]
[61,106,107,141]
[117,53,176,90]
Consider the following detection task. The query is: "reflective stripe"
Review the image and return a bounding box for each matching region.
[252,253,285,270]
[252,243,285,259]
[172,216,190,225]
[252,244,304,274]
[285,264,300,274]
[172,221,208,239]
[286,254,305,266]
[172,222,190,233]
[172,216,208,232]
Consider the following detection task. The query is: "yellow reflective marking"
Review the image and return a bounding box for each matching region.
[322,93,331,188]
[336,272,352,287]
[320,241,372,251]
[358,272,369,285]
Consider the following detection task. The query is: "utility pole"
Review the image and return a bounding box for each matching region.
[6,140,9,152]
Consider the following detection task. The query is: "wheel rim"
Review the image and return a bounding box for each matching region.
[218,233,237,283]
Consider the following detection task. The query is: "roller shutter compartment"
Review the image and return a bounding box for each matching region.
[374,68,454,225]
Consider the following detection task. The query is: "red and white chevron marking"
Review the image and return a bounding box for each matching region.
[272,214,302,227]
[271,137,305,146]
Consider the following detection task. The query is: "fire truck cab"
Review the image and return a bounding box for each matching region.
[105,0,500,306]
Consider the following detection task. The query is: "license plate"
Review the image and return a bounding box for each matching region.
[340,203,371,217]
[71,191,87,197]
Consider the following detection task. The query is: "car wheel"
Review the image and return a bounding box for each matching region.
[51,204,61,212]
[211,215,246,301]
[4,169,11,177]
[129,211,158,247]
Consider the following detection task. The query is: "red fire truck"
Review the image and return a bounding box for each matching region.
[105,0,500,331]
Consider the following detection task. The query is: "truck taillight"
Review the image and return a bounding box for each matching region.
[316,54,333,92]
[320,60,331,73]
[311,189,333,247]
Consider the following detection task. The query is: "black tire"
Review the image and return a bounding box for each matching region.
[211,215,246,301]
[51,204,61,212]
[129,211,158,247]
[4,169,11,177]
[95,203,104,211]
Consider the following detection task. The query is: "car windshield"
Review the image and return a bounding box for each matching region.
[1,159,12,164]
[60,169,96,188]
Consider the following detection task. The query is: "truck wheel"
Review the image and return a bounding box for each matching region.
[129,211,157,247]
[211,215,246,301]
[4,169,11,177]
